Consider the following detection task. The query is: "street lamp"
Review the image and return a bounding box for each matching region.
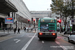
[71,0,75,31]
[71,0,74,18]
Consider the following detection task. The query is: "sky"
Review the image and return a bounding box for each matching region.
[23,0,52,11]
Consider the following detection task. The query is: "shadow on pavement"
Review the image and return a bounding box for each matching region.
[38,38,56,41]
[0,34,9,37]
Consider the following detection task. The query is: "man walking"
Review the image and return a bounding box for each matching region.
[17,28,20,34]
[14,28,16,34]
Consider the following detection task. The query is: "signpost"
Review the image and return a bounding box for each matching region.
[5,17,14,33]
[71,19,75,31]
[5,17,14,24]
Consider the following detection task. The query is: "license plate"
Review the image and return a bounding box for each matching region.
[45,33,50,35]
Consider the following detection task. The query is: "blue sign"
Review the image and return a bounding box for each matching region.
[5,17,14,24]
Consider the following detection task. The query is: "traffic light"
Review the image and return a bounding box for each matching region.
[28,19,30,23]
[33,19,35,22]
[57,19,61,23]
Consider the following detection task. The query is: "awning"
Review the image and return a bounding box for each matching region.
[0,13,8,18]
[0,0,18,13]
[16,14,28,23]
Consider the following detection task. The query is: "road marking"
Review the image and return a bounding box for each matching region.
[14,39,21,43]
[42,41,44,43]
[55,41,60,45]
[55,41,68,50]
[16,40,20,43]
[14,39,18,41]
[21,32,37,50]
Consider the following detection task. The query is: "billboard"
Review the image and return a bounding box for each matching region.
[5,17,14,24]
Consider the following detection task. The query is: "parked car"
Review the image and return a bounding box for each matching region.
[68,31,75,43]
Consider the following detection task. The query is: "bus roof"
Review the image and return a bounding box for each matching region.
[40,17,56,20]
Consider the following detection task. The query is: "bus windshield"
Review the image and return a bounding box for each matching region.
[40,19,55,23]
[40,23,49,32]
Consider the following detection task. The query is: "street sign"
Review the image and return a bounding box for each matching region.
[5,17,14,24]
[71,19,75,25]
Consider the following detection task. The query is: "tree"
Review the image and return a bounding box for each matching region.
[50,0,64,32]
[50,0,75,31]
[50,0,64,17]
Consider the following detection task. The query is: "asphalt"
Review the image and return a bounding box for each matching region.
[0,30,75,50]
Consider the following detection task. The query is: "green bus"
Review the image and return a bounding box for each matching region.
[38,17,57,40]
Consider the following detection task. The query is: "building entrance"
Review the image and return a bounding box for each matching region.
[0,18,7,30]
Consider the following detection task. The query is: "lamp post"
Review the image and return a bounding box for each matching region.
[71,0,75,31]
[33,19,35,28]
[71,0,74,18]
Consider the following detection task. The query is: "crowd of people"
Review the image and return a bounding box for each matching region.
[14,28,20,34]
[13,26,33,34]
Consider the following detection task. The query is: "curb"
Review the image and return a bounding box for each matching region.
[0,34,10,37]
[61,35,68,37]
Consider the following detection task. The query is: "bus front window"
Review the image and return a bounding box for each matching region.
[40,24,48,31]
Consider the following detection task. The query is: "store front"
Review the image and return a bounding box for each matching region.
[0,18,7,30]
[0,0,17,30]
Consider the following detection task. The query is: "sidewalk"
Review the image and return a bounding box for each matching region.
[58,32,69,37]
[0,30,13,36]
[0,29,36,37]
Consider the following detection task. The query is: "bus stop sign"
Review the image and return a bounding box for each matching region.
[71,19,75,25]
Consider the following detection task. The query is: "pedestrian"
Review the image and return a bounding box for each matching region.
[17,28,20,34]
[31,28,33,31]
[14,28,16,33]
[24,27,26,31]
[26,27,28,32]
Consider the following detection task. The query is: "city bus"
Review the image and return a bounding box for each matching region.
[38,17,57,40]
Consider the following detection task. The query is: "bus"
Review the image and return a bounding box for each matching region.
[38,17,57,40]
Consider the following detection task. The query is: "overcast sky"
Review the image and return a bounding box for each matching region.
[23,0,52,11]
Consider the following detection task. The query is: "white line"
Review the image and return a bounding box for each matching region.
[60,46,67,50]
[42,41,44,43]
[14,39,18,41]
[55,41,67,50]
[21,32,37,50]
[16,40,20,43]
[55,41,60,45]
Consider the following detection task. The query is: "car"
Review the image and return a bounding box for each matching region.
[68,31,75,43]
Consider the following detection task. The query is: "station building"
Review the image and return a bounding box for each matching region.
[30,11,51,25]
[0,0,32,29]
[9,0,32,29]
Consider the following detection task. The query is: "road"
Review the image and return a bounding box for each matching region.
[0,30,75,50]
